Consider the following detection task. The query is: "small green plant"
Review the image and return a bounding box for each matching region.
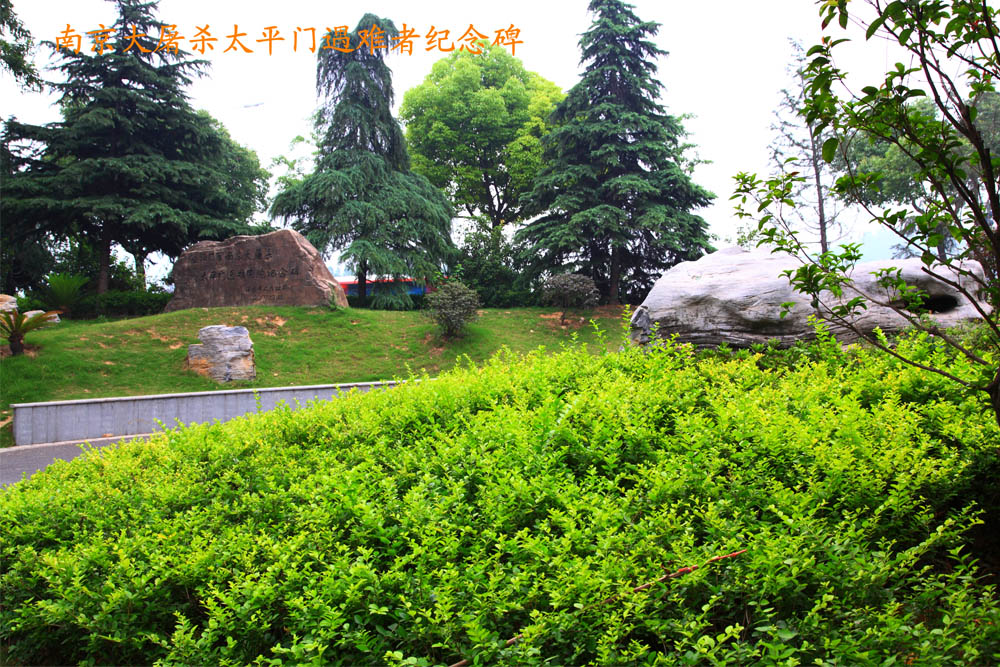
[0,310,60,355]
[425,280,480,337]
[328,290,346,311]
[43,273,88,315]
[541,273,599,325]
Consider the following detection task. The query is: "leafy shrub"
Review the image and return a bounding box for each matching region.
[541,273,599,324]
[15,294,46,313]
[72,290,171,319]
[455,222,536,308]
[1,332,998,665]
[42,273,89,314]
[425,280,480,337]
[0,310,60,355]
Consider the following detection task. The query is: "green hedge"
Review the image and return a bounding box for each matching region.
[73,290,171,318]
[2,331,998,665]
[347,293,427,310]
[18,290,170,319]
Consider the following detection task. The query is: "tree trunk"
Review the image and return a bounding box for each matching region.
[133,251,147,290]
[608,246,622,305]
[936,221,949,262]
[811,132,829,254]
[97,227,112,295]
[357,260,368,307]
[9,333,24,356]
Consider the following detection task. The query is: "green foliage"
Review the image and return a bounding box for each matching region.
[400,44,563,228]
[71,290,171,319]
[1,0,270,294]
[0,310,58,355]
[733,0,1000,426]
[346,293,426,311]
[833,93,1000,263]
[271,15,454,307]
[196,110,271,225]
[517,0,714,303]
[454,221,535,307]
[426,280,480,337]
[42,273,88,314]
[2,331,998,664]
[541,273,599,324]
[15,294,45,313]
[0,0,42,90]
[369,283,415,311]
[46,238,145,294]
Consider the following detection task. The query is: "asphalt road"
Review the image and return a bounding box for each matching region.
[0,435,151,487]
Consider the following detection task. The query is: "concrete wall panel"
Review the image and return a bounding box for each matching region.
[11,381,401,446]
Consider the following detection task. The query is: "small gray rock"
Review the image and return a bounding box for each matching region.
[186,325,256,382]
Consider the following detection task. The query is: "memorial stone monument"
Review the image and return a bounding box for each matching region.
[165,229,348,312]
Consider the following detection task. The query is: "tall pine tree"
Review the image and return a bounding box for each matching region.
[2,0,268,293]
[271,15,454,306]
[517,0,713,303]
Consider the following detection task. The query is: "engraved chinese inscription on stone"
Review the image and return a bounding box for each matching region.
[165,229,348,312]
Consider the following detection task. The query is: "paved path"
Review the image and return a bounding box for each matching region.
[0,434,152,487]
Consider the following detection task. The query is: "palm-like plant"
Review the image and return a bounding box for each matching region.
[0,311,60,356]
[44,273,88,314]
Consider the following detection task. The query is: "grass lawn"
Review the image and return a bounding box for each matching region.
[0,304,624,444]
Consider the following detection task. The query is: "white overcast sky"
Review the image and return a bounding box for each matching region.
[2,0,905,269]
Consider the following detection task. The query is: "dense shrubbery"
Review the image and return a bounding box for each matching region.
[454,223,536,308]
[541,273,600,324]
[425,280,480,337]
[2,328,999,664]
[18,290,170,319]
[15,294,45,313]
[71,290,172,318]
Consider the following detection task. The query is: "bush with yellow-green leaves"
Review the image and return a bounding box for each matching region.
[2,327,998,665]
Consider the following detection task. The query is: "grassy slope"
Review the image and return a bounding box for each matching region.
[0,305,622,411]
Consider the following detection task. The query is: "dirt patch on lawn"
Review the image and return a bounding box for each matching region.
[593,304,625,318]
[0,344,40,358]
[255,315,287,327]
[150,331,184,347]
[539,312,585,330]
[540,304,624,330]
[423,332,445,356]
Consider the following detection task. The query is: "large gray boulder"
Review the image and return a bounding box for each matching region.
[165,228,348,312]
[186,325,256,382]
[630,247,987,348]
